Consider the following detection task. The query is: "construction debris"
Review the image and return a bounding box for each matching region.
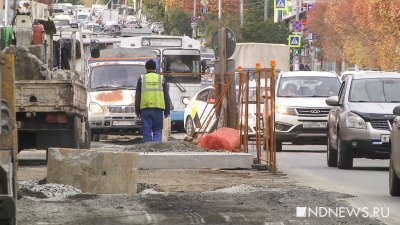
[19,180,81,199]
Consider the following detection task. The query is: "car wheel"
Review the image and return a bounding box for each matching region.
[185,116,195,136]
[276,140,283,152]
[327,134,338,167]
[337,134,353,169]
[389,153,400,196]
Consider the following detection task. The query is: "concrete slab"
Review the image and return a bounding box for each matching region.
[138,152,253,169]
[47,148,139,194]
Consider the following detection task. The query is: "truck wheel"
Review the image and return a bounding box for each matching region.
[79,119,91,149]
[185,116,195,136]
[327,135,337,167]
[72,117,81,148]
[91,133,100,142]
[389,153,400,196]
[276,140,282,152]
[337,135,353,169]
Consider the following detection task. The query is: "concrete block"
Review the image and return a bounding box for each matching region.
[138,152,253,169]
[47,148,139,194]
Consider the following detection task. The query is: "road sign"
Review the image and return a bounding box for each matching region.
[200,6,207,14]
[274,0,287,11]
[288,35,302,48]
[293,49,300,56]
[191,16,198,24]
[292,20,302,31]
[212,28,236,59]
[307,4,314,12]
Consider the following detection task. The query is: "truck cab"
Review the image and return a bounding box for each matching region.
[86,48,160,141]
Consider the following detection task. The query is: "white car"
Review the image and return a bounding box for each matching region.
[275,71,341,151]
[183,86,217,136]
[183,81,267,137]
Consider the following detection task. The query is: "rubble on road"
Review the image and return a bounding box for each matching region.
[18,180,81,199]
[124,141,209,152]
[210,184,266,193]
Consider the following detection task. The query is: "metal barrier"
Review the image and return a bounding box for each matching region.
[236,61,277,173]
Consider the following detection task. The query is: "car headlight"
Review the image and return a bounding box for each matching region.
[89,102,105,114]
[276,104,295,115]
[346,112,366,129]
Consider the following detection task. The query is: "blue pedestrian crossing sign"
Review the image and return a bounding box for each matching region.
[274,0,287,11]
[288,35,302,48]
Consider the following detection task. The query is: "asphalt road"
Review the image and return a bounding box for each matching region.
[278,144,400,225]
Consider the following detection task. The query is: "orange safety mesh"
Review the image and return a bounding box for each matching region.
[198,128,240,152]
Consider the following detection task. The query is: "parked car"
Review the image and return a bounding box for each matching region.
[275,71,341,152]
[389,105,400,196]
[183,86,217,136]
[326,72,400,169]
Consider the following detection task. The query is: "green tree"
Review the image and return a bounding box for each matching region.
[164,7,192,36]
[143,0,165,22]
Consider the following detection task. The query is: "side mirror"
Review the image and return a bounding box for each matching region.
[182,97,190,105]
[393,105,400,116]
[325,96,340,106]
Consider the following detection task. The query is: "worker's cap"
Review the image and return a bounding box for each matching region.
[145,59,157,70]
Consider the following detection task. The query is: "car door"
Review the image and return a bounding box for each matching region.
[329,81,347,150]
[192,88,211,130]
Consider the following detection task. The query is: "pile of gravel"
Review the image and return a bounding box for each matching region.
[19,180,81,199]
[124,141,206,152]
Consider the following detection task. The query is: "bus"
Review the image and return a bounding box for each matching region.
[120,35,203,131]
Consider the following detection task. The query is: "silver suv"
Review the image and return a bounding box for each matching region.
[326,72,400,169]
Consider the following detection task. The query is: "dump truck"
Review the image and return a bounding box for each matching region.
[6,4,90,151]
[0,53,17,225]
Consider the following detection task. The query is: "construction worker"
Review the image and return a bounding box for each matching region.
[135,59,171,142]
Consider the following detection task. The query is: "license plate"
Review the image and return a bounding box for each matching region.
[112,121,134,126]
[381,134,390,143]
[303,122,327,128]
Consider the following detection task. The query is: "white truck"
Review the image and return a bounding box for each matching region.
[229,43,290,72]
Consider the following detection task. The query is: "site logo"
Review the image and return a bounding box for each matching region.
[296,206,390,218]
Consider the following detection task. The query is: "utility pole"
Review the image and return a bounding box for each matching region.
[192,0,197,39]
[264,0,268,21]
[240,0,243,27]
[293,0,300,71]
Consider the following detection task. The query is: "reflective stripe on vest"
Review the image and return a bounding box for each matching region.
[140,73,165,109]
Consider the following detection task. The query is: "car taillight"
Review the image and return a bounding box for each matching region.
[46,113,56,123]
[56,113,68,123]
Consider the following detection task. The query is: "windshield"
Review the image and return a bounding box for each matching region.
[278,76,340,97]
[77,15,89,20]
[90,65,146,90]
[349,78,400,102]
[163,54,201,83]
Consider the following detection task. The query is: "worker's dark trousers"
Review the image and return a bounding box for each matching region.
[141,108,163,142]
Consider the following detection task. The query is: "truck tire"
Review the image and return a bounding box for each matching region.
[72,116,81,148]
[327,134,337,167]
[389,153,400,196]
[79,119,91,149]
[337,135,353,169]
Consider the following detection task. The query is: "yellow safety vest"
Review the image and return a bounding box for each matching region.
[140,72,165,109]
